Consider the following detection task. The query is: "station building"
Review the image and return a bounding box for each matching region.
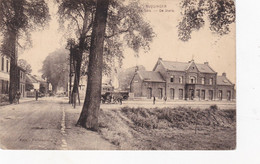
[130,58,235,101]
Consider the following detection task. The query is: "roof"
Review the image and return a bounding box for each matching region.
[32,75,47,83]
[17,66,26,72]
[26,74,47,83]
[26,74,38,83]
[138,71,165,82]
[217,76,233,86]
[158,60,216,73]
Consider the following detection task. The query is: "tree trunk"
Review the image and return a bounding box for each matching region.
[77,0,109,131]
[8,31,18,103]
[71,38,83,104]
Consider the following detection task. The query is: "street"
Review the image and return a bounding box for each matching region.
[0,97,235,150]
[0,97,117,150]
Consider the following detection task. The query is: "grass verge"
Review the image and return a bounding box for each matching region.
[98,106,236,150]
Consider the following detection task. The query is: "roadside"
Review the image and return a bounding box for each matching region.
[0,97,118,150]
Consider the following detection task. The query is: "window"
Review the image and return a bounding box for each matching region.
[6,60,9,72]
[190,76,196,84]
[209,78,213,85]
[179,76,183,84]
[170,76,174,82]
[1,57,4,71]
[201,77,205,84]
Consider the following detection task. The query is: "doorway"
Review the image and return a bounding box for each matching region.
[179,89,183,100]
[147,88,152,99]
[189,89,194,100]
[170,88,174,99]
[209,90,213,100]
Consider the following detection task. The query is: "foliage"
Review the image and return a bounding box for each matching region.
[41,49,69,92]
[121,106,236,129]
[178,0,235,41]
[0,0,50,52]
[17,59,32,74]
[57,0,155,76]
[117,65,146,90]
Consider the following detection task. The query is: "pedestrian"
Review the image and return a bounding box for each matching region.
[15,91,21,104]
[153,96,156,105]
[163,96,167,104]
[119,95,123,105]
[35,90,39,101]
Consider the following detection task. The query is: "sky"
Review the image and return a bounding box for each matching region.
[18,0,236,83]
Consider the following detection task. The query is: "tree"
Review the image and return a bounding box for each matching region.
[18,59,32,74]
[0,0,50,103]
[41,49,69,93]
[76,0,109,130]
[178,0,235,41]
[57,0,154,103]
[118,65,146,91]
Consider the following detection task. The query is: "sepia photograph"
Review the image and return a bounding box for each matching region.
[0,0,236,151]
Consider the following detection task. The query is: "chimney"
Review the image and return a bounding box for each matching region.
[135,66,139,72]
[204,62,208,65]
[222,72,226,77]
[189,59,194,63]
[158,57,162,61]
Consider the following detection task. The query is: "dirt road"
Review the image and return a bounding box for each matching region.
[0,97,117,150]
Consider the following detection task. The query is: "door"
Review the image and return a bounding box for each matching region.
[227,91,231,101]
[147,88,152,99]
[158,88,163,99]
[209,90,213,100]
[179,89,183,100]
[196,89,200,100]
[201,90,205,100]
[170,88,174,99]
[189,89,194,100]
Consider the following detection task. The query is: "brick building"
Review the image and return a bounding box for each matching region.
[130,58,235,101]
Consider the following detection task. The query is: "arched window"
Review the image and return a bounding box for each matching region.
[201,77,205,84]
[190,76,196,84]
[179,76,183,84]
[170,76,174,82]
[209,78,213,85]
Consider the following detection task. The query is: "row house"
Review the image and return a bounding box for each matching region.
[130,58,235,101]
[0,54,10,96]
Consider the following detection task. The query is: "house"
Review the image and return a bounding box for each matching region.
[25,74,48,94]
[130,58,235,101]
[17,66,26,97]
[0,53,10,97]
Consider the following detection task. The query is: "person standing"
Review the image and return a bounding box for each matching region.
[15,91,21,104]
[153,96,156,105]
[35,90,39,101]
[163,96,167,104]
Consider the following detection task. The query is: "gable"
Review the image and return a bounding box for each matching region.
[186,62,199,73]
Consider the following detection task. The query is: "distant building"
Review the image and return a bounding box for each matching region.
[25,74,48,94]
[17,66,26,97]
[130,58,235,101]
[0,54,10,96]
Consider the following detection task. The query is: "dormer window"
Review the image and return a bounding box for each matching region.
[170,76,174,82]
[179,76,183,84]
[201,77,205,84]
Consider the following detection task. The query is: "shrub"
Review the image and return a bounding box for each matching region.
[209,104,218,112]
